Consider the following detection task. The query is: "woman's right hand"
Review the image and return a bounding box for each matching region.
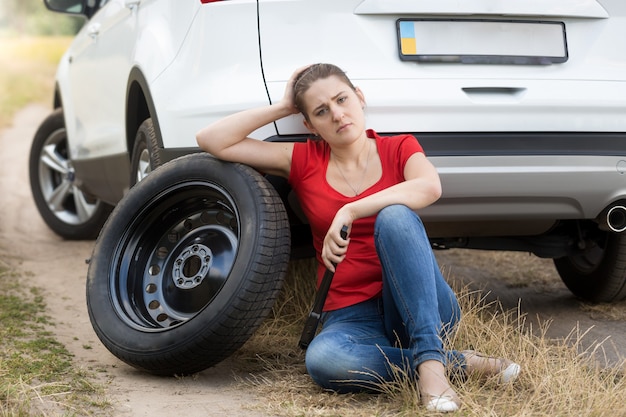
[282,65,312,114]
[321,226,349,272]
[321,208,353,271]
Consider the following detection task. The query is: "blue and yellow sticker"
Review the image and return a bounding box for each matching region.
[398,21,417,55]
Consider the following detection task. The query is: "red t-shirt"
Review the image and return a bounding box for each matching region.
[289,129,424,311]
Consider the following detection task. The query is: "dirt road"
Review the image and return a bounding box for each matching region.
[2,104,625,415]
[435,249,626,367]
[0,104,266,416]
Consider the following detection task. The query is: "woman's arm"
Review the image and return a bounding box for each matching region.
[195,67,309,178]
[340,152,441,221]
[196,103,295,177]
[322,152,441,269]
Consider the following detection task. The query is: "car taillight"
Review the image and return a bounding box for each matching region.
[200,0,223,3]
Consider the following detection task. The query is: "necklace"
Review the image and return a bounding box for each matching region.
[333,139,372,196]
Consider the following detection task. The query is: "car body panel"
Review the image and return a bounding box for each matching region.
[55,0,201,203]
[65,0,138,159]
[251,0,626,228]
[353,0,609,19]
[150,0,274,150]
[45,0,626,241]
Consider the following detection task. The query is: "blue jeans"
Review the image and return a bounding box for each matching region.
[305,205,465,392]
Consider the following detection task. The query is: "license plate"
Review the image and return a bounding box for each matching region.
[397,19,568,65]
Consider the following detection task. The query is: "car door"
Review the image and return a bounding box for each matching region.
[66,0,141,162]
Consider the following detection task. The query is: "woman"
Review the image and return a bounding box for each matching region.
[196,63,520,412]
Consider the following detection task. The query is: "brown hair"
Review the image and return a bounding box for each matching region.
[293,63,356,120]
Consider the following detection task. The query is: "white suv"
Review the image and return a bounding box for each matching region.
[31,0,626,375]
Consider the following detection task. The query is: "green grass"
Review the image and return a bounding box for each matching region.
[0,36,109,416]
[0,257,108,416]
[0,36,71,128]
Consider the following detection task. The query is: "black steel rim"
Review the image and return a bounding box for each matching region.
[109,181,240,332]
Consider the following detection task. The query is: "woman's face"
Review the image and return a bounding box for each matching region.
[301,75,366,146]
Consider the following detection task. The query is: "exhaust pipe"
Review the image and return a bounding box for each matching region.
[606,205,626,233]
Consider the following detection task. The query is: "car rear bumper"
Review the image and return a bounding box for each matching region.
[264,132,626,227]
[426,154,626,222]
[419,132,626,224]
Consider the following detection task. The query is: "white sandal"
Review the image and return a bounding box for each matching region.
[420,391,461,413]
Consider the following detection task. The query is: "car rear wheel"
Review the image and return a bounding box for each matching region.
[86,153,291,375]
[28,108,113,240]
[554,232,626,302]
[130,118,161,187]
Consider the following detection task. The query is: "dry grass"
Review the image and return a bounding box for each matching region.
[436,249,561,291]
[438,248,626,322]
[236,257,626,417]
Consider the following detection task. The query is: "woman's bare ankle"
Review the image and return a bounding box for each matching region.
[462,351,501,375]
[461,350,521,384]
[417,360,457,398]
